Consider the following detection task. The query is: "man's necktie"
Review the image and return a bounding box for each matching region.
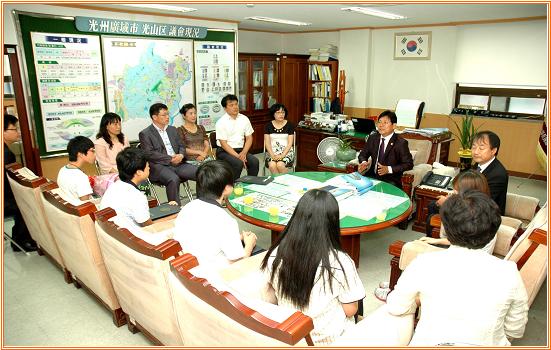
[476,165,482,173]
[378,138,385,164]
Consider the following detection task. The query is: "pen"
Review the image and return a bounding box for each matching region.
[263,176,271,183]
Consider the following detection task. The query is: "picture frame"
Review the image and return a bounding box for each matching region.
[394,31,432,60]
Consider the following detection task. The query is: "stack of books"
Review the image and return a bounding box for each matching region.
[309,44,338,61]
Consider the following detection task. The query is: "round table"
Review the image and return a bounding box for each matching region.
[226,172,413,267]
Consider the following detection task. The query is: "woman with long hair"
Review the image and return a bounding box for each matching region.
[94,112,129,174]
[264,103,294,174]
[261,189,365,345]
[177,103,212,163]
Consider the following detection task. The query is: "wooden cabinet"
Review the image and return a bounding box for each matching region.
[238,53,309,153]
[238,54,279,153]
[307,60,338,113]
[412,186,448,233]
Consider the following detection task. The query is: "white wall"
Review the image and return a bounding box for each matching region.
[338,29,372,108]
[238,30,282,53]
[281,32,339,54]
[369,26,458,114]
[454,20,547,86]
[3,4,237,45]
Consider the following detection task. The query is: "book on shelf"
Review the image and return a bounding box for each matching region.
[253,91,263,109]
[267,70,274,86]
[253,70,263,87]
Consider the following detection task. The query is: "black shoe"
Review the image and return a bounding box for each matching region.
[11,241,37,252]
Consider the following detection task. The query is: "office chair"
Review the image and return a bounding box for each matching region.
[395,99,425,129]
[262,132,297,175]
[135,143,194,204]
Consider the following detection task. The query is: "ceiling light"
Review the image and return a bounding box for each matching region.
[121,4,197,13]
[341,7,406,20]
[245,16,311,26]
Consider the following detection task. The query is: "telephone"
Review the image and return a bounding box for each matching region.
[421,171,452,188]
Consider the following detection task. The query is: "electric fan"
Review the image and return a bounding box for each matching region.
[316,137,341,163]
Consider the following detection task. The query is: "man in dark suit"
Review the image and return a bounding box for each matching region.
[357,110,414,188]
[139,103,198,205]
[472,130,508,214]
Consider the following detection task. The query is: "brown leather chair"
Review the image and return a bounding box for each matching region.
[41,182,125,327]
[94,207,183,345]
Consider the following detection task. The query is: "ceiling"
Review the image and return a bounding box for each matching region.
[96,3,547,33]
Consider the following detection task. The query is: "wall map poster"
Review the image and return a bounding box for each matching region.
[194,41,235,131]
[102,36,194,142]
[31,32,105,152]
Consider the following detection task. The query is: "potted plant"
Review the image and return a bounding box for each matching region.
[449,111,481,170]
[336,135,357,162]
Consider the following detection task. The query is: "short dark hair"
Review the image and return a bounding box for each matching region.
[116,147,148,182]
[67,136,94,162]
[221,94,238,108]
[472,130,501,156]
[179,103,196,116]
[440,189,501,249]
[378,110,397,124]
[269,103,288,119]
[4,114,18,130]
[149,103,168,118]
[196,160,234,201]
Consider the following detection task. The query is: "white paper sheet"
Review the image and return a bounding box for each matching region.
[395,99,423,127]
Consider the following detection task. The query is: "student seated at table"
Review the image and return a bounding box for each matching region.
[261,189,365,345]
[264,103,295,174]
[385,190,528,346]
[357,110,413,188]
[94,112,130,174]
[57,136,96,202]
[173,160,257,267]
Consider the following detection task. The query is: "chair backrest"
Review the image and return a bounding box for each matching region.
[263,132,297,175]
[209,131,217,151]
[168,254,314,346]
[504,203,548,306]
[5,164,65,269]
[94,207,183,345]
[395,99,425,129]
[505,193,540,224]
[41,182,121,316]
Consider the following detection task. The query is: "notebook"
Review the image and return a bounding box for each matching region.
[149,202,181,221]
[236,175,274,185]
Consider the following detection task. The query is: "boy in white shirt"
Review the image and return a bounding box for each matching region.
[57,136,95,201]
[100,147,153,227]
[173,160,257,267]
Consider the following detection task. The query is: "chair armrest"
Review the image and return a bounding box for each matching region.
[429,214,442,238]
[389,240,405,290]
[402,164,433,197]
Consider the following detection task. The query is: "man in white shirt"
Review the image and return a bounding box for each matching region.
[215,94,259,180]
[386,190,528,346]
[57,136,95,201]
[139,103,198,205]
[173,160,257,267]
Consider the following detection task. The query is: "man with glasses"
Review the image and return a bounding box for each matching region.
[4,114,37,252]
[57,136,96,201]
[358,110,414,188]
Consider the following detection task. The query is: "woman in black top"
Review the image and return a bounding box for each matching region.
[264,103,295,174]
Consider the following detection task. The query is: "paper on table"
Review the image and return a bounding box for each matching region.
[246,183,290,197]
[273,174,323,190]
[338,190,409,221]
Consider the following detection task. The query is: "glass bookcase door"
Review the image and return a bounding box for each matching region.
[252,60,264,110]
[266,61,277,108]
[238,60,249,111]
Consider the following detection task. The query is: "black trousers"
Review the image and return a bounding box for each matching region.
[4,202,34,245]
[216,148,259,181]
[425,200,440,236]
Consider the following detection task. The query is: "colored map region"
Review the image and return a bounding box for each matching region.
[103,38,194,142]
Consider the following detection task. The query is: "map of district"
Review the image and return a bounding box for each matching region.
[103,37,194,142]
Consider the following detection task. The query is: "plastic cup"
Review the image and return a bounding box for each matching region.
[268,206,279,217]
[243,196,254,205]
[234,183,244,196]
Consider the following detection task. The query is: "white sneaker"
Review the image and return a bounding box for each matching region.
[374,287,390,302]
[379,281,390,289]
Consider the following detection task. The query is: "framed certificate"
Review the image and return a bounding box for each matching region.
[394,31,432,60]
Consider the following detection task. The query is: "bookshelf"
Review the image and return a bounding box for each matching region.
[307,60,338,113]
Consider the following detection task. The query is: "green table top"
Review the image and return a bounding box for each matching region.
[228,172,411,230]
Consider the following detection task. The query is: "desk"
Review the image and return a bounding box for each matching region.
[226,172,412,267]
[411,185,451,233]
[295,127,452,172]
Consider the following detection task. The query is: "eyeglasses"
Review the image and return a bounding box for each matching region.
[88,148,96,154]
[5,128,18,131]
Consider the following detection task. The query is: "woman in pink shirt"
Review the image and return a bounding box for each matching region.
[94,112,130,174]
